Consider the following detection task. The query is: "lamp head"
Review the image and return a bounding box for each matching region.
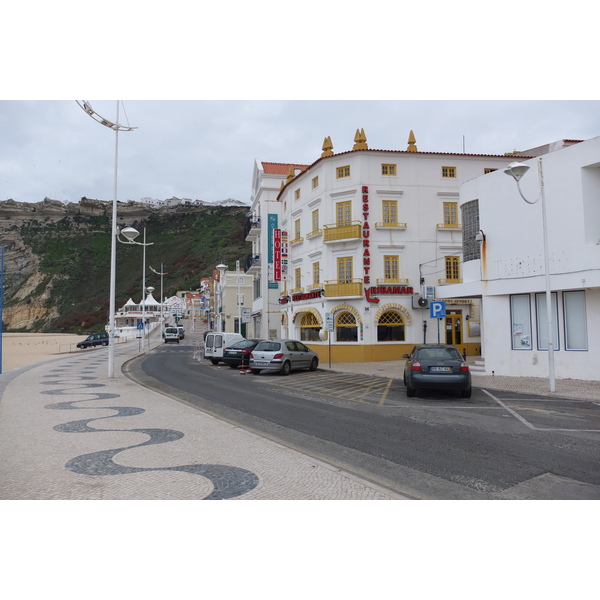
[121,226,140,242]
[504,162,530,182]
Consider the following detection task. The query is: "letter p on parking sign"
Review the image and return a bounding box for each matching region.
[430,301,446,319]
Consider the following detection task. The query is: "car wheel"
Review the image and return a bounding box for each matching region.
[461,387,472,398]
[281,361,292,376]
[211,359,219,365]
[406,384,416,397]
[229,364,239,369]
[309,357,318,371]
[102,341,108,346]
[251,369,261,375]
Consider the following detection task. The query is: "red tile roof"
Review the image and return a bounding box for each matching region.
[261,162,310,175]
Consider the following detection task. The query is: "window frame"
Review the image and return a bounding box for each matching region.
[337,256,353,283]
[445,256,460,282]
[442,166,457,178]
[382,200,398,225]
[510,294,533,350]
[336,165,351,179]
[336,201,352,227]
[383,255,399,282]
[381,163,397,176]
[443,201,459,227]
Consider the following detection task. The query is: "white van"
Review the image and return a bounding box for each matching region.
[204,332,244,364]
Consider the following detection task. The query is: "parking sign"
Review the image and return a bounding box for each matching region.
[430,301,446,319]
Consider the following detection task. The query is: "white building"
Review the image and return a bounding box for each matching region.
[245,130,525,362]
[443,135,600,381]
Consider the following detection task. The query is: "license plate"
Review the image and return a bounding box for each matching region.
[430,366,452,372]
[255,361,269,366]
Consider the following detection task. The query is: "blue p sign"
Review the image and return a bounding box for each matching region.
[430,301,446,319]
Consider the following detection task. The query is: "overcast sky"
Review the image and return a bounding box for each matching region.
[2,99,599,206]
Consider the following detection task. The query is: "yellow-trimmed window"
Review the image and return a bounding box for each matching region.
[442,166,456,178]
[336,165,351,179]
[312,209,319,232]
[381,164,396,176]
[336,201,351,226]
[295,267,302,289]
[313,262,320,286]
[312,176,319,189]
[443,202,458,227]
[384,255,399,282]
[337,256,353,283]
[445,256,460,282]
[382,200,398,225]
[294,218,301,240]
[295,188,300,200]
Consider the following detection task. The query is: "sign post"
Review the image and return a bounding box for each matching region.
[430,301,446,344]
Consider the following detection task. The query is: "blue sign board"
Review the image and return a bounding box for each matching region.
[137,322,144,329]
[430,301,446,319]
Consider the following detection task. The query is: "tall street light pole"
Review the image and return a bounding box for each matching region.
[149,263,167,329]
[120,227,154,350]
[77,101,136,378]
[504,159,556,393]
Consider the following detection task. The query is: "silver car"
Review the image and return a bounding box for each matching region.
[249,339,319,375]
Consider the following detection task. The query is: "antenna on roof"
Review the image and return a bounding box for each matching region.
[463,135,466,153]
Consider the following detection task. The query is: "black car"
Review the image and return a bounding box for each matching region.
[403,344,471,398]
[222,339,263,368]
[77,332,110,349]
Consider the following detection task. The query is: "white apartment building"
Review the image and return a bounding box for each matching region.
[245,130,525,362]
[443,135,600,381]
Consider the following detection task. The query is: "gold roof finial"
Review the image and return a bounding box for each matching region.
[353,128,368,150]
[286,165,296,183]
[407,130,418,152]
[321,136,334,157]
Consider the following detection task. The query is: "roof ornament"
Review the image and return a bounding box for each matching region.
[407,130,418,152]
[286,165,296,183]
[321,136,334,157]
[353,128,368,150]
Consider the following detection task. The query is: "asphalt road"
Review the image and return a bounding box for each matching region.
[126,342,600,500]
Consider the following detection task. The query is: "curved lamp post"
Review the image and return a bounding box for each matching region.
[149,264,168,327]
[119,227,154,349]
[77,101,136,378]
[216,263,227,332]
[504,159,555,392]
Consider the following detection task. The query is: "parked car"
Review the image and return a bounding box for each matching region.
[402,344,471,398]
[163,326,180,344]
[77,332,110,349]
[177,326,185,340]
[222,339,263,368]
[204,332,245,364]
[249,339,319,375]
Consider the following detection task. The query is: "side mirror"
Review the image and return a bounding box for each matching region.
[402,354,410,359]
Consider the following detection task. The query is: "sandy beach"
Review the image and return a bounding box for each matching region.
[1,333,86,373]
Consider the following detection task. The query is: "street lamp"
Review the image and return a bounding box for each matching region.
[77,101,136,378]
[118,226,154,349]
[504,159,556,392]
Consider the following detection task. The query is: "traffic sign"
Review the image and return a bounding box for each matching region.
[430,301,446,319]
[325,312,334,332]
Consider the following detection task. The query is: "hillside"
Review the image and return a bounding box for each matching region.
[0,198,250,333]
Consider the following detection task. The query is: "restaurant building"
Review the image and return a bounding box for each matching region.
[244,130,526,362]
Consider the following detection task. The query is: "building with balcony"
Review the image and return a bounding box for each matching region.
[442,136,600,381]
[245,130,528,362]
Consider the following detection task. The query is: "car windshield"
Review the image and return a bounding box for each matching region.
[166,328,178,333]
[255,341,281,352]
[416,347,463,360]
[230,340,258,349]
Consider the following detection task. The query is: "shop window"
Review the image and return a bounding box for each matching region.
[563,290,587,350]
[377,311,405,341]
[510,294,532,350]
[535,292,560,351]
[300,312,321,342]
[336,311,358,342]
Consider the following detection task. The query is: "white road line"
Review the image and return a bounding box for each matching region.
[482,389,536,429]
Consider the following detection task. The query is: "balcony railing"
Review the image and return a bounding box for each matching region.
[374,222,407,229]
[436,222,462,230]
[323,221,362,242]
[244,217,261,240]
[306,229,323,239]
[244,253,261,273]
[290,236,304,246]
[375,278,409,285]
[324,279,363,297]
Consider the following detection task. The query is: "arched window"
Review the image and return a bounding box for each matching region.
[300,312,321,342]
[377,310,405,341]
[336,311,358,342]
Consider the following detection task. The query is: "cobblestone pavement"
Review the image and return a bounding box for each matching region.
[0,340,404,501]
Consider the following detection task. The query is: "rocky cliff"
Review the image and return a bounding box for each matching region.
[0,198,250,332]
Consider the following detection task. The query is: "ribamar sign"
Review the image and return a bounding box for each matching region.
[365,286,414,303]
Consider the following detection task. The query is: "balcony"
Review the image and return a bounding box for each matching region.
[324,279,363,297]
[374,222,407,230]
[244,217,261,241]
[436,223,462,230]
[290,236,304,246]
[306,229,323,239]
[244,253,261,274]
[438,278,462,285]
[375,278,409,285]
[323,221,362,243]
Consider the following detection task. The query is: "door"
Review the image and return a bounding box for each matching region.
[445,311,462,346]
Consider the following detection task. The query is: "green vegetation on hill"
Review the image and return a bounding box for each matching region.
[11,206,250,333]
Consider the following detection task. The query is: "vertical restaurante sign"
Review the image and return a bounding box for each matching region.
[362,185,370,285]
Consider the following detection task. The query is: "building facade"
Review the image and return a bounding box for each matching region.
[443,136,600,381]
[245,130,525,362]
